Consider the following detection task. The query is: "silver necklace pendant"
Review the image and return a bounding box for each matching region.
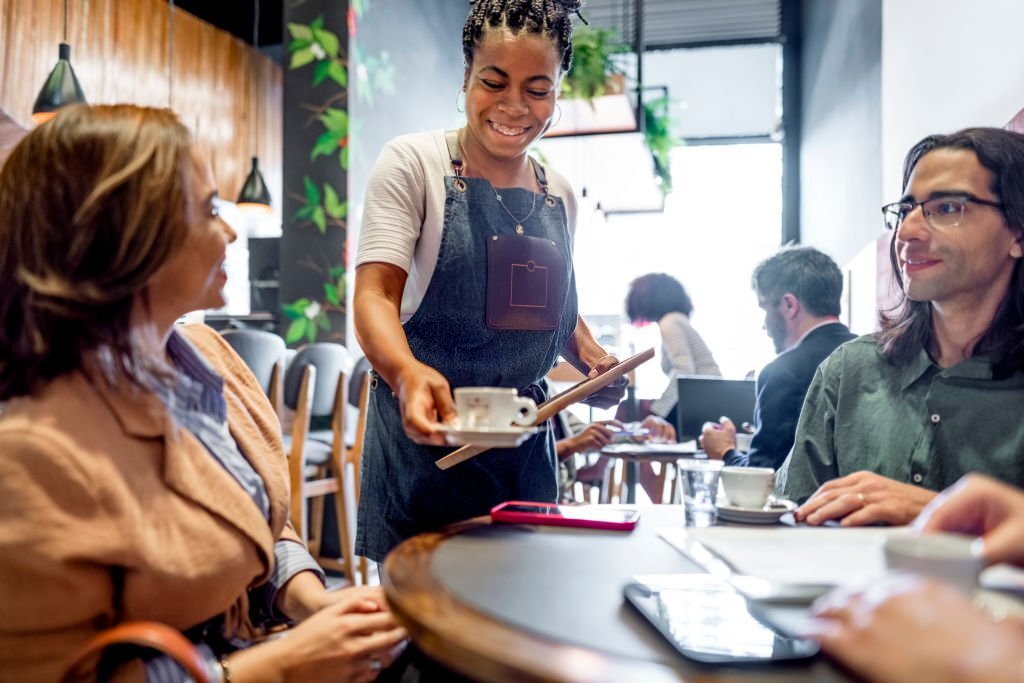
[516,225,524,234]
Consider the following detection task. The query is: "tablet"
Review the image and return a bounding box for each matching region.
[623,574,820,665]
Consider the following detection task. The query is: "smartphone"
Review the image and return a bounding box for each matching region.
[623,574,820,664]
[490,501,640,531]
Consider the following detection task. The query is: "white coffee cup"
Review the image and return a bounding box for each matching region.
[883,533,984,592]
[453,387,538,430]
[719,466,775,509]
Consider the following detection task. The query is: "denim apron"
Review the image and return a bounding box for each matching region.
[355,132,578,562]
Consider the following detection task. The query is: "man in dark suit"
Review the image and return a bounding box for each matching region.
[700,246,856,469]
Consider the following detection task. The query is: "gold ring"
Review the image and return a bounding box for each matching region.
[857,492,867,506]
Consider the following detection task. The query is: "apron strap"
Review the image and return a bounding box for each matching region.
[447,128,549,195]
[529,157,550,196]
[444,129,464,177]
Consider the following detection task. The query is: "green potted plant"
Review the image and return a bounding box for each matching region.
[643,94,680,195]
[561,26,629,103]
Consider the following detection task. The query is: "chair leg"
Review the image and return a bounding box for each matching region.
[308,495,325,556]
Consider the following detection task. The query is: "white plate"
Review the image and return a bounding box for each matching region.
[716,498,797,525]
[437,424,538,448]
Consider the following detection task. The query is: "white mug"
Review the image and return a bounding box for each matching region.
[454,387,538,430]
[883,533,983,592]
[720,466,775,508]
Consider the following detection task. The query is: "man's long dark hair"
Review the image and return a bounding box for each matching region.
[877,127,1024,377]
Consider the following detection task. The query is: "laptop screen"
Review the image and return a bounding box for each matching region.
[675,376,756,440]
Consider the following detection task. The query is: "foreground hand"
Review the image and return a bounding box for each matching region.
[699,416,737,460]
[277,587,408,682]
[916,474,1024,568]
[581,355,628,409]
[794,471,937,527]
[394,361,456,446]
[639,415,675,443]
[804,574,1024,683]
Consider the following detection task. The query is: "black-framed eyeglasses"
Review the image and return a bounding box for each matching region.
[881,194,1004,232]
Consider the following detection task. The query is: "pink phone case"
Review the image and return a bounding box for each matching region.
[490,501,640,531]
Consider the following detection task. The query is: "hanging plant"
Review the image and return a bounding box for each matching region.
[643,94,681,195]
[561,27,628,103]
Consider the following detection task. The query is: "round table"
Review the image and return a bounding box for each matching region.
[383,505,848,683]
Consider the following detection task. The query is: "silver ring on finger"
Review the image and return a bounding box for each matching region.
[369,656,383,673]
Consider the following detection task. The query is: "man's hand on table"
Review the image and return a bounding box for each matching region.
[794,471,937,527]
[699,416,737,460]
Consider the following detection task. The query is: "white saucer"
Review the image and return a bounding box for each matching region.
[438,424,538,448]
[716,498,797,524]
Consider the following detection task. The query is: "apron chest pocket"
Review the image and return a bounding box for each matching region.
[486,234,567,331]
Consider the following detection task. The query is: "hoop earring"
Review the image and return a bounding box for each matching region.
[456,88,466,113]
[541,103,562,135]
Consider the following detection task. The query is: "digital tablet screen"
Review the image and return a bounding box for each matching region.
[623,574,820,664]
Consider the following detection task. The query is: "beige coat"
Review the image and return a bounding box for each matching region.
[0,325,298,682]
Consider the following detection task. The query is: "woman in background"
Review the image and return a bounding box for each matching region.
[625,272,721,427]
[0,104,405,682]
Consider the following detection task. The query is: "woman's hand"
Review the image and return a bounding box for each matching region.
[231,586,407,683]
[916,474,1024,568]
[804,574,1024,683]
[580,354,628,409]
[394,360,457,446]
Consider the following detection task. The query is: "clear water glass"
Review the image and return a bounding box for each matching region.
[679,460,724,527]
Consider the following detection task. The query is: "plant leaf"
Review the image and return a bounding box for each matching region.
[303,176,321,206]
[311,131,341,160]
[305,319,319,342]
[323,184,346,219]
[312,206,327,234]
[285,318,308,344]
[290,48,316,70]
[312,27,340,58]
[340,145,349,170]
[287,23,313,41]
[328,265,346,281]
[317,314,331,331]
[312,60,332,86]
[328,61,348,88]
[323,282,340,306]
[318,108,348,133]
[310,15,324,30]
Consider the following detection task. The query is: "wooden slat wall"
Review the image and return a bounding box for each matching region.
[0,0,282,202]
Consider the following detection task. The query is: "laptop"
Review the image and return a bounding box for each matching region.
[674,375,756,441]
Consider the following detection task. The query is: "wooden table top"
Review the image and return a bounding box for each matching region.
[383,506,849,683]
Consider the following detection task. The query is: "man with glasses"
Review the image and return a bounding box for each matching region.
[778,127,1024,526]
[700,246,855,470]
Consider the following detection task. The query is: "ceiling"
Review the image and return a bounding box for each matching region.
[172,0,284,50]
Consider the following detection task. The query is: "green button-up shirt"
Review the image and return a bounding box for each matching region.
[778,335,1024,504]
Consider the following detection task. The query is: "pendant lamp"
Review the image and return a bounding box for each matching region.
[237,0,273,214]
[31,0,87,124]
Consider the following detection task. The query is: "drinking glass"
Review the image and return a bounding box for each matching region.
[679,460,724,527]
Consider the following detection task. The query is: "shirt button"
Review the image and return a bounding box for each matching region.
[912,473,923,484]
[930,414,941,423]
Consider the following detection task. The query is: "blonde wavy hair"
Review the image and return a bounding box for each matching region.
[0,104,194,399]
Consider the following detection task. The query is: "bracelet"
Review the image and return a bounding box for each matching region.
[219,657,233,683]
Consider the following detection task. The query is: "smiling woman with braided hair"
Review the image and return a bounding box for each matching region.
[353,0,626,568]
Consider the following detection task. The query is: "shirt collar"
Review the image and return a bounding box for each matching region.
[896,344,998,390]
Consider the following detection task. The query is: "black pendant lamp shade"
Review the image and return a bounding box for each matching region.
[237,156,273,213]
[31,43,87,124]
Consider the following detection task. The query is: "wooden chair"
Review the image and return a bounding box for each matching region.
[343,363,373,585]
[282,343,356,582]
[220,328,286,416]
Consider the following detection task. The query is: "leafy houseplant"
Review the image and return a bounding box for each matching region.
[561,27,628,102]
[643,94,680,195]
